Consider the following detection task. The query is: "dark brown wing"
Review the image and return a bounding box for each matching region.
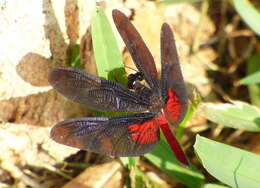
[51,113,160,156]
[48,67,150,112]
[112,10,160,92]
[160,23,188,125]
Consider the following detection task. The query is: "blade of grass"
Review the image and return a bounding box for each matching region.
[240,71,260,85]
[120,157,139,170]
[62,162,89,169]
[91,7,127,85]
[240,54,260,85]
[176,92,201,139]
[145,138,204,188]
[200,101,260,131]
[90,7,129,117]
[194,135,260,187]
[121,157,153,187]
[68,44,81,69]
[245,54,260,107]
[203,183,231,188]
[229,0,260,36]
[240,71,260,84]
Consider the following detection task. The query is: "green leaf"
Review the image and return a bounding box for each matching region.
[229,0,260,36]
[145,139,204,188]
[194,135,260,188]
[134,168,151,188]
[203,184,230,188]
[241,54,260,85]
[120,157,153,187]
[68,44,81,69]
[90,7,130,117]
[158,0,202,5]
[91,7,127,85]
[200,101,260,131]
[120,157,139,170]
[246,54,260,107]
[176,91,202,139]
[240,71,260,85]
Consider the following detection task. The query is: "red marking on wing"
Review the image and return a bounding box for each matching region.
[155,115,168,125]
[164,88,182,123]
[128,120,159,145]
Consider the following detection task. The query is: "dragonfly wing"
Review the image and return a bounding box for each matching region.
[51,113,160,156]
[160,23,188,125]
[48,67,150,112]
[112,10,160,92]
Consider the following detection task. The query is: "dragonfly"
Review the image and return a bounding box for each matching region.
[49,9,189,167]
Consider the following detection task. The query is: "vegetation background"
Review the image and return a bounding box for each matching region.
[0,0,260,187]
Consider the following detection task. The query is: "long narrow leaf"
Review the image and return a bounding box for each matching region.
[229,0,260,36]
[68,44,81,69]
[194,135,260,188]
[240,71,260,85]
[176,92,201,139]
[145,139,204,188]
[200,101,260,132]
[240,54,260,85]
[90,8,129,117]
[91,7,127,84]
[203,184,230,188]
[245,54,260,107]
